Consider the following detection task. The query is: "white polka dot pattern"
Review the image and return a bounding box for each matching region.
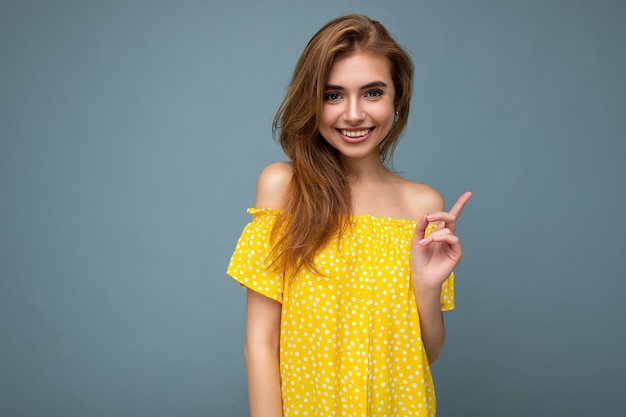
[227,208,455,417]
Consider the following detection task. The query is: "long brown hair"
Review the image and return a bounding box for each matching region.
[270,14,414,276]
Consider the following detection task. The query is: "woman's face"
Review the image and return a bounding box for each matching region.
[319,50,396,162]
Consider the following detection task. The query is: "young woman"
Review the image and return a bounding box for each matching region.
[227,14,471,417]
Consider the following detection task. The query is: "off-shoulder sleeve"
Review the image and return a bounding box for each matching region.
[226,208,284,303]
[424,223,455,311]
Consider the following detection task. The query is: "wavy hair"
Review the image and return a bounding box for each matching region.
[270,14,414,276]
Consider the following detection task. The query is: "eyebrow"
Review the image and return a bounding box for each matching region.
[325,81,389,90]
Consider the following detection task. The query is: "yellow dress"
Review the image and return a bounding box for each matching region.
[227,208,455,417]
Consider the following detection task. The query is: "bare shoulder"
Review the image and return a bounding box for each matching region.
[396,177,445,219]
[255,162,293,209]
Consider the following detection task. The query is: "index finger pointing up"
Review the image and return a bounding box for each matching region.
[449,191,473,219]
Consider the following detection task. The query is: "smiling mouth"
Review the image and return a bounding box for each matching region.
[340,128,372,138]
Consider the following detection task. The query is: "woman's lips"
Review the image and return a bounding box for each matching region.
[338,127,374,143]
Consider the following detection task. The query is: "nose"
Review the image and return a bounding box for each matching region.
[343,98,365,124]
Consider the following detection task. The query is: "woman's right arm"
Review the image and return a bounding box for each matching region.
[244,162,291,416]
[244,289,282,417]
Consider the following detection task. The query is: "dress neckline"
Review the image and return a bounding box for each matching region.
[247,207,418,226]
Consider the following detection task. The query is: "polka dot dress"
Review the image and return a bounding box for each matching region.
[227,208,455,417]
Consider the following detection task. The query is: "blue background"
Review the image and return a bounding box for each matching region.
[1,0,625,416]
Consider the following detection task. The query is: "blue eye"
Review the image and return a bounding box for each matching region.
[366,90,383,98]
[325,92,341,101]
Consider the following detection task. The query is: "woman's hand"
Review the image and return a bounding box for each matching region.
[410,191,472,290]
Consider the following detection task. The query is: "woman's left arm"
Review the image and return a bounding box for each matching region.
[410,191,472,363]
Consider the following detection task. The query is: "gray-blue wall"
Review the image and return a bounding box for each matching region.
[1,1,624,416]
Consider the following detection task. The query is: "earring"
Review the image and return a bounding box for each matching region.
[393,111,399,123]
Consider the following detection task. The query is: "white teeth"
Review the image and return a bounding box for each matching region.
[341,129,371,138]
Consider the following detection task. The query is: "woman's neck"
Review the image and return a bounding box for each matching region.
[342,154,391,185]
